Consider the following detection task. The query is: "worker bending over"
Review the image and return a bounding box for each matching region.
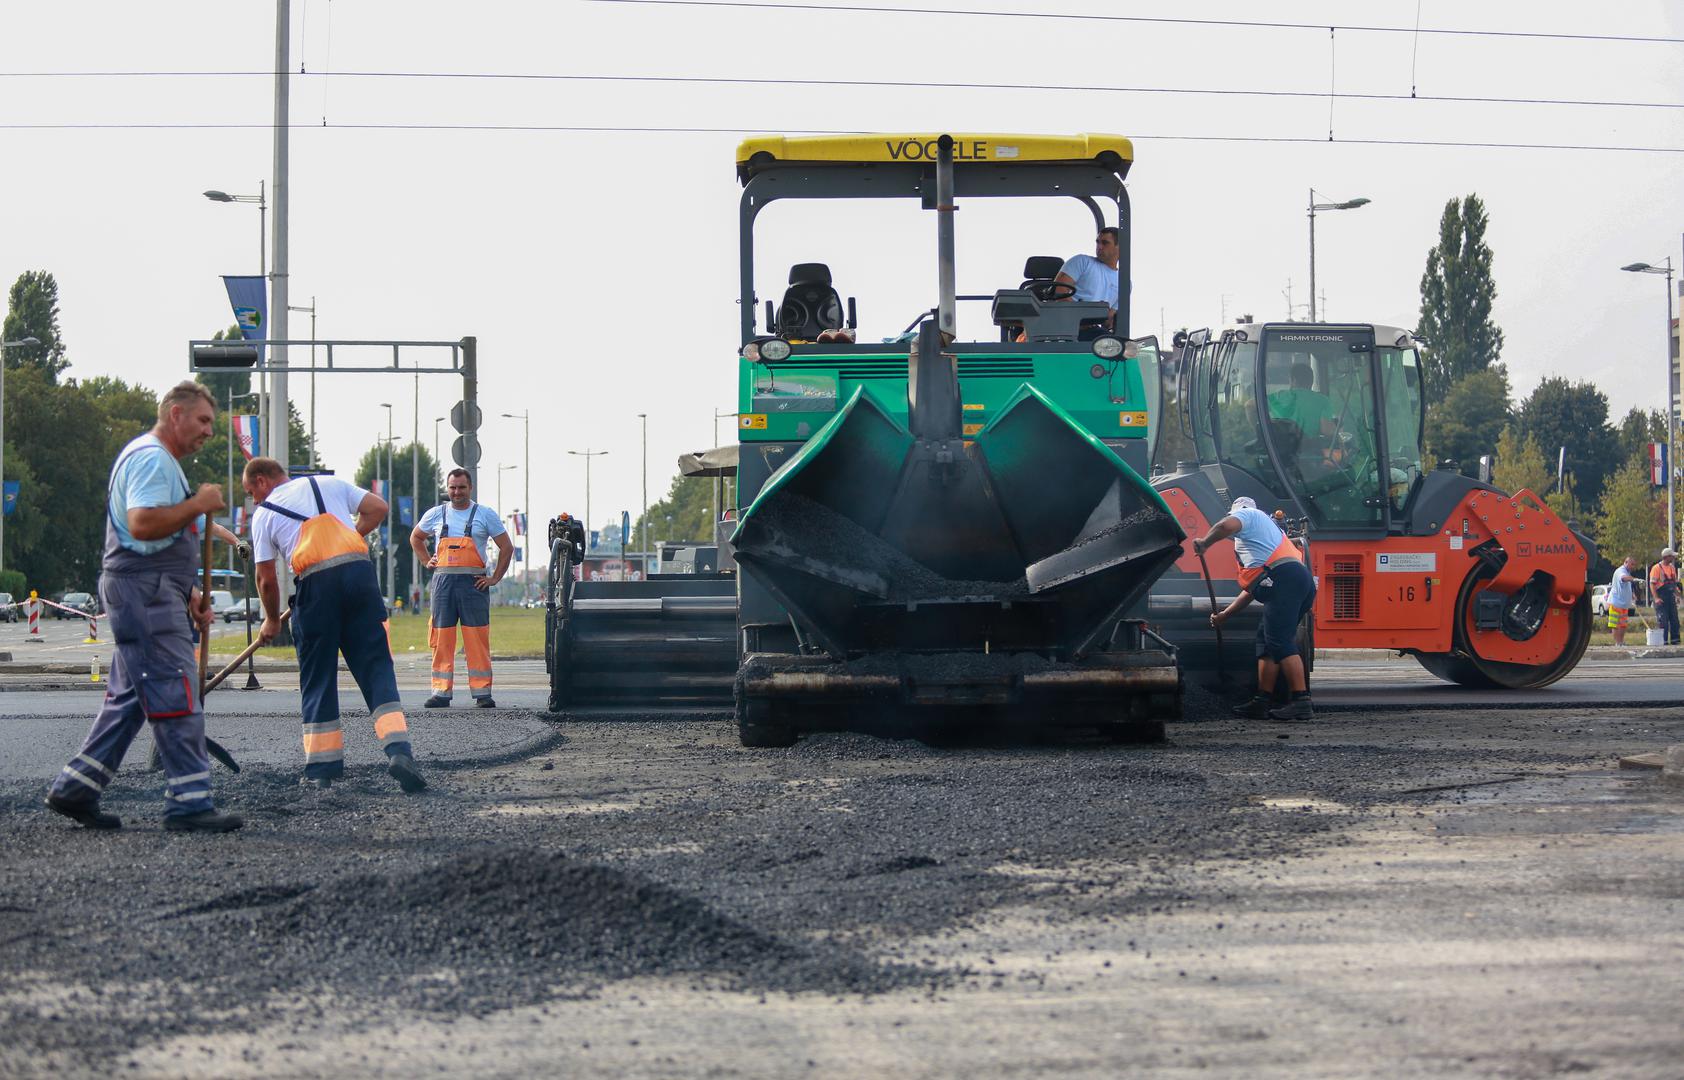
[243,457,426,793]
[45,382,242,832]
[1195,496,1317,721]
[411,468,513,709]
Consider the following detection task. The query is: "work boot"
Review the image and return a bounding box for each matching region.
[423,695,450,709]
[1268,695,1315,722]
[44,794,121,830]
[1230,694,1271,719]
[387,753,428,794]
[164,810,244,833]
[475,697,496,709]
[299,775,333,791]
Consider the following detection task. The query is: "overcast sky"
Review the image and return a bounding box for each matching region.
[3,1,1680,550]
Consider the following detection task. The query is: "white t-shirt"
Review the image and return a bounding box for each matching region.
[416,502,506,567]
[251,475,371,566]
[1230,506,1287,569]
[1609,564,1637,609]
[1058,253,1119,309]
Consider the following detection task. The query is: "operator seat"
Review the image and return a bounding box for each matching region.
[1020,255,1066,301]
[777,263,846,341]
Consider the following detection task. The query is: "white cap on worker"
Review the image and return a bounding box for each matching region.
[1230,496,1257,513]
[1663,548,1676,558]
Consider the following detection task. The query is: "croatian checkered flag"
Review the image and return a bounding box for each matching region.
[232,415,261,460]
[509,512,526,537]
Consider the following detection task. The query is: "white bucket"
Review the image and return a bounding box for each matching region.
[1645,627,1666,647]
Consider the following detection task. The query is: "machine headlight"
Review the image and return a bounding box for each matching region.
[759,338,793,361]
[740,342,761,362]
[1091,335,1125,360]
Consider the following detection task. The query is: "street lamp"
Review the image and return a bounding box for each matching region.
[380,403,395,609]
[502,411,530,598]
[0,336,42,574]
[567,449,609,551]
[205,182,269,455]
[1622,257,1678,550]
[1307,189,1370,321]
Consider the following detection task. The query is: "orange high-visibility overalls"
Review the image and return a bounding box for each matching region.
[257,476,413,780]
[428,503,494,702]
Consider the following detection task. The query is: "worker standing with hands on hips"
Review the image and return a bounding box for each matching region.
[1649,548,1679,646]
[410,468,513,709]
[45,382,242,832]
[1194,496,1318,721]
[243,457,426,793]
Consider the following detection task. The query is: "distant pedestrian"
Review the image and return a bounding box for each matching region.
[1196,496,1317,721]
[243,457,426,793]
[1649,548,1679,645]
[410,469,513,709]
[45,381,242,832]
[1608,555,1640,646]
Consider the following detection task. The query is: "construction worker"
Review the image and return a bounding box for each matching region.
[410,468,513,709]
[1650,548,1679,645]
[45,381,242,832]
[1196,496,1317,721]
[1609,555,1639,646]
[242,457,425,793]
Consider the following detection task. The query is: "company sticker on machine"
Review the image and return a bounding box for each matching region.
[1377,552,1436,573]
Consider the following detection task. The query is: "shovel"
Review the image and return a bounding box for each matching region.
[203,609,290,696]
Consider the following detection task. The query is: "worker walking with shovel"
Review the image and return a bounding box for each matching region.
[45,383,243,832]
[1194,496,1317,721]
[242,457,426,793]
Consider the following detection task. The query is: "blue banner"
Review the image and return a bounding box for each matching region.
[221,275,267,363]
[2,480,16,517]
[397,495,414,526]
[621,511,630,554]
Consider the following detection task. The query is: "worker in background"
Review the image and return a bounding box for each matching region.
[1650,548,1679,645]
[1195,496,1317,721]
[1608,555,1639,646]
[1052,227,1120,336]
[45,382,242,832]
[1267,363,1337,441]
[410,468,513,709]
[244,456,425,794]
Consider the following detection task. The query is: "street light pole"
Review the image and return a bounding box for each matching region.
[502,411,530,600]
[1307,189,1371,321]
[0,336,42,575]
[380,403,395,609]
[287,297,317,464]
[203,182,268,454]
[638,412,648,576]
[567,449,609,552]
[1622,257,1678,550]
[269,0,291,471]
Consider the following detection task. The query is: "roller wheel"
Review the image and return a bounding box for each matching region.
[737,696,798,748]
[1416,567,1592,690]
[545,538,572,714]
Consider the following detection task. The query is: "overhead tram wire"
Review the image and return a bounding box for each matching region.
[0,119,1678,154]
[2,69,1680,112]
[581,0,1684,46]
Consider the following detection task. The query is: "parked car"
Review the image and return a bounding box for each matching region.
[1591,584,1610,618]
[0,592,15,622]
[209,590,235,614]
[222,598,264,623]
[55,592,97,619]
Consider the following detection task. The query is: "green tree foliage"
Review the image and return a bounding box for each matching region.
[1423,367,1511,474]
[1615,407,1667,466]
[354,441,442,604]
[2,271,70,382]
[1417,195,1504,401]
[1492,426,1552,497]
[1595,458,1667,571]
[1514,377,1620,509]
[633,474,719,553]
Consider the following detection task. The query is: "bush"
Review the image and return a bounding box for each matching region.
[0,569,26,598]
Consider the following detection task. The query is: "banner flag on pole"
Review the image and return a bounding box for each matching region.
[221,275,267,364]
[231,505,245,536]
[2,480,18,517]
[508,511,526,537]
[397,495,413,527]
[370,478,385,498]
[231,415,261,461]
[1650,442,1668,487]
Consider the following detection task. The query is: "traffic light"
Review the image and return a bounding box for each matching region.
[191,343,260,369]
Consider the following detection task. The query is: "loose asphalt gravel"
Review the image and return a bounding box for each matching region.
[1,699,1681,1078]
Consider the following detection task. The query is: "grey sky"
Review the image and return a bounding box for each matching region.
[2,0,1680,546]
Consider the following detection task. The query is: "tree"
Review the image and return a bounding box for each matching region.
[633,474,716,552]
[2,271,70,382]
[1492,426,1552,498]
[1417,195,1504,401]
[1514,377,1621,510]
[1595,458,1667,572]
[354,440,442,605]
[2,368,117,589]
[1615,407,1667,466]
[1424,367,1511,474]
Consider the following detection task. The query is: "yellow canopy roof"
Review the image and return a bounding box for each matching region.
[736,133,1132,168]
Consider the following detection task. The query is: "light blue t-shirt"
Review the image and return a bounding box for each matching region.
[108,433,205,555]
[1059,253,1119,309]
[417,502,507,567]
[1609,564,1637,609]
[1230,506,1287,569]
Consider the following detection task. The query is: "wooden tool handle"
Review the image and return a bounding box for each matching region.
[203,608,290,696]
[199,522,214,695]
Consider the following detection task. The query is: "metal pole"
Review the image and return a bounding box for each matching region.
[522,413,530,600]
[639,412,648,576]
[226,388,234,574]
[1308,188,1317,322]
[1667,258,1677,551]
[310,299,317,464]
[412,366,420,610]
[460,336,478,491]
[0,355,6,574]
[387,420,396,612]
[258,180,268,460]
[268,0,290,472]
[935,134,957,338]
